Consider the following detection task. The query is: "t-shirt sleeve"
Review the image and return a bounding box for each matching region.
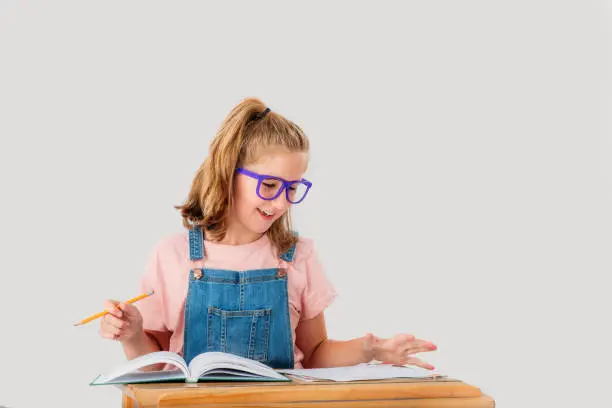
[299,238,338,321]
[135,243,168,332]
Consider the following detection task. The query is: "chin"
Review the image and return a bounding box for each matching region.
[252,226,270,235]
[249,222,271,235]
[251,219,278,235]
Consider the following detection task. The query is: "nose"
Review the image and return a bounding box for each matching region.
[270,190,291,212]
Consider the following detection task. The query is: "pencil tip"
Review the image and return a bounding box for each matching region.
[73,323,80,326]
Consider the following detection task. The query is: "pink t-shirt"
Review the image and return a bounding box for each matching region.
[135,231,337,369]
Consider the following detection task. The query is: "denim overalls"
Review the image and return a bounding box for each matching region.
[183,226,296,369]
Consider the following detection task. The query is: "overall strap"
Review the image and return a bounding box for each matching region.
[188,226,205,270]
[279,231,298,263]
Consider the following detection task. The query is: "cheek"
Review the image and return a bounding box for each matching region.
[234,181,261,212]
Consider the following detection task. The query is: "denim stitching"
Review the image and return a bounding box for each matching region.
[262,310,270,362]
[183,276,192,361]
[248,313,257,359]
[189,275,281,284]
[239,283,245,310]
[221,313,227,353]
[207,311,213,353]
[282,277,294,367]
[188,227,204,260]
[208,307,270,317]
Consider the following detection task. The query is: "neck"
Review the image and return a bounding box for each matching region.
[220,221,263,245]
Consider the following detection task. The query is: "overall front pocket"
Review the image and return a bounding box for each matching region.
[207,306,272,362]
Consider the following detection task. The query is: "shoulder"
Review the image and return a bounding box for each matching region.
[288,235,337,320]
[289,236,327,280]
[292,235,318,264]
[147,231,189,266]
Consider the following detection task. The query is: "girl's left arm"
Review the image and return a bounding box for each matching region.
[296,313,437,369]
[296,312,371,368]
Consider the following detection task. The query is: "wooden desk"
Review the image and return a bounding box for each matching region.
[121,377,495,408]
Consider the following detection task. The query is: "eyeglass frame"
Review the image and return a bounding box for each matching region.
[235,167,312,204]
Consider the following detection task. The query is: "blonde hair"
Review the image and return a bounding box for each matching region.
[176,97,310,256]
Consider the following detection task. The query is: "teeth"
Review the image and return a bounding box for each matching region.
[259,208,274,216]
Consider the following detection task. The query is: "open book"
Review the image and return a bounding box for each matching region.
[90,351,290,385]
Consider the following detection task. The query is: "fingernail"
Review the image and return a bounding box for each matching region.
[427,343,437,350]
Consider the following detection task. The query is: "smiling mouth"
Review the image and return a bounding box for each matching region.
[257,208,275,218]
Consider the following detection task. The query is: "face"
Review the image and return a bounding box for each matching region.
[230,147,309,239]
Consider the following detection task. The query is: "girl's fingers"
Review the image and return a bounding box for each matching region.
[103,300,123,319]
[382,336,436,356]
[100,323,120,339]
[100,329,115,340]
[401,339,437,355]
[374,334,438,363]
[118,302,138,317]
[104,314,128,330]
[108,322,122,337]
[385,334,415,349]
[395,334,416,344]
[99,306,134,341]
[401,356,435,370]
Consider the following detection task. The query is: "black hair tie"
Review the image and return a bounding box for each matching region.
[251,107,271,122]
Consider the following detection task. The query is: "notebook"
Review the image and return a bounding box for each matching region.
[90,351,291,385]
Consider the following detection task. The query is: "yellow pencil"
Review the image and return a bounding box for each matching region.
[73,290,154,326]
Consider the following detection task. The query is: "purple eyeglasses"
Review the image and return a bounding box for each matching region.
[235,168,312,204]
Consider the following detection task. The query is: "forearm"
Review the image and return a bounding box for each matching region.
[305,336,373,368]
[121,330,164,371]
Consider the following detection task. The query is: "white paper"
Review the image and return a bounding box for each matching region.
[278,363,444,382]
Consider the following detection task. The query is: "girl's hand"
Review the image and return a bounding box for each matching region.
[99,299,145,343]
[364,333,437,370]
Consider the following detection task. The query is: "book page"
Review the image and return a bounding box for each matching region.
[201,369,260,378]
[91,369,186,385]
[95,351,190,384]
[278,363,444,382]
[187,352,286,381]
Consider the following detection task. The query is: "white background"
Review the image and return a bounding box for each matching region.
[1,1,611,407]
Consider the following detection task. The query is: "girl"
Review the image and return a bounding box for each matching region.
[99,97,437,370]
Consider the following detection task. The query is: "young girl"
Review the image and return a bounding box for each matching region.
[99,97,437,370]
